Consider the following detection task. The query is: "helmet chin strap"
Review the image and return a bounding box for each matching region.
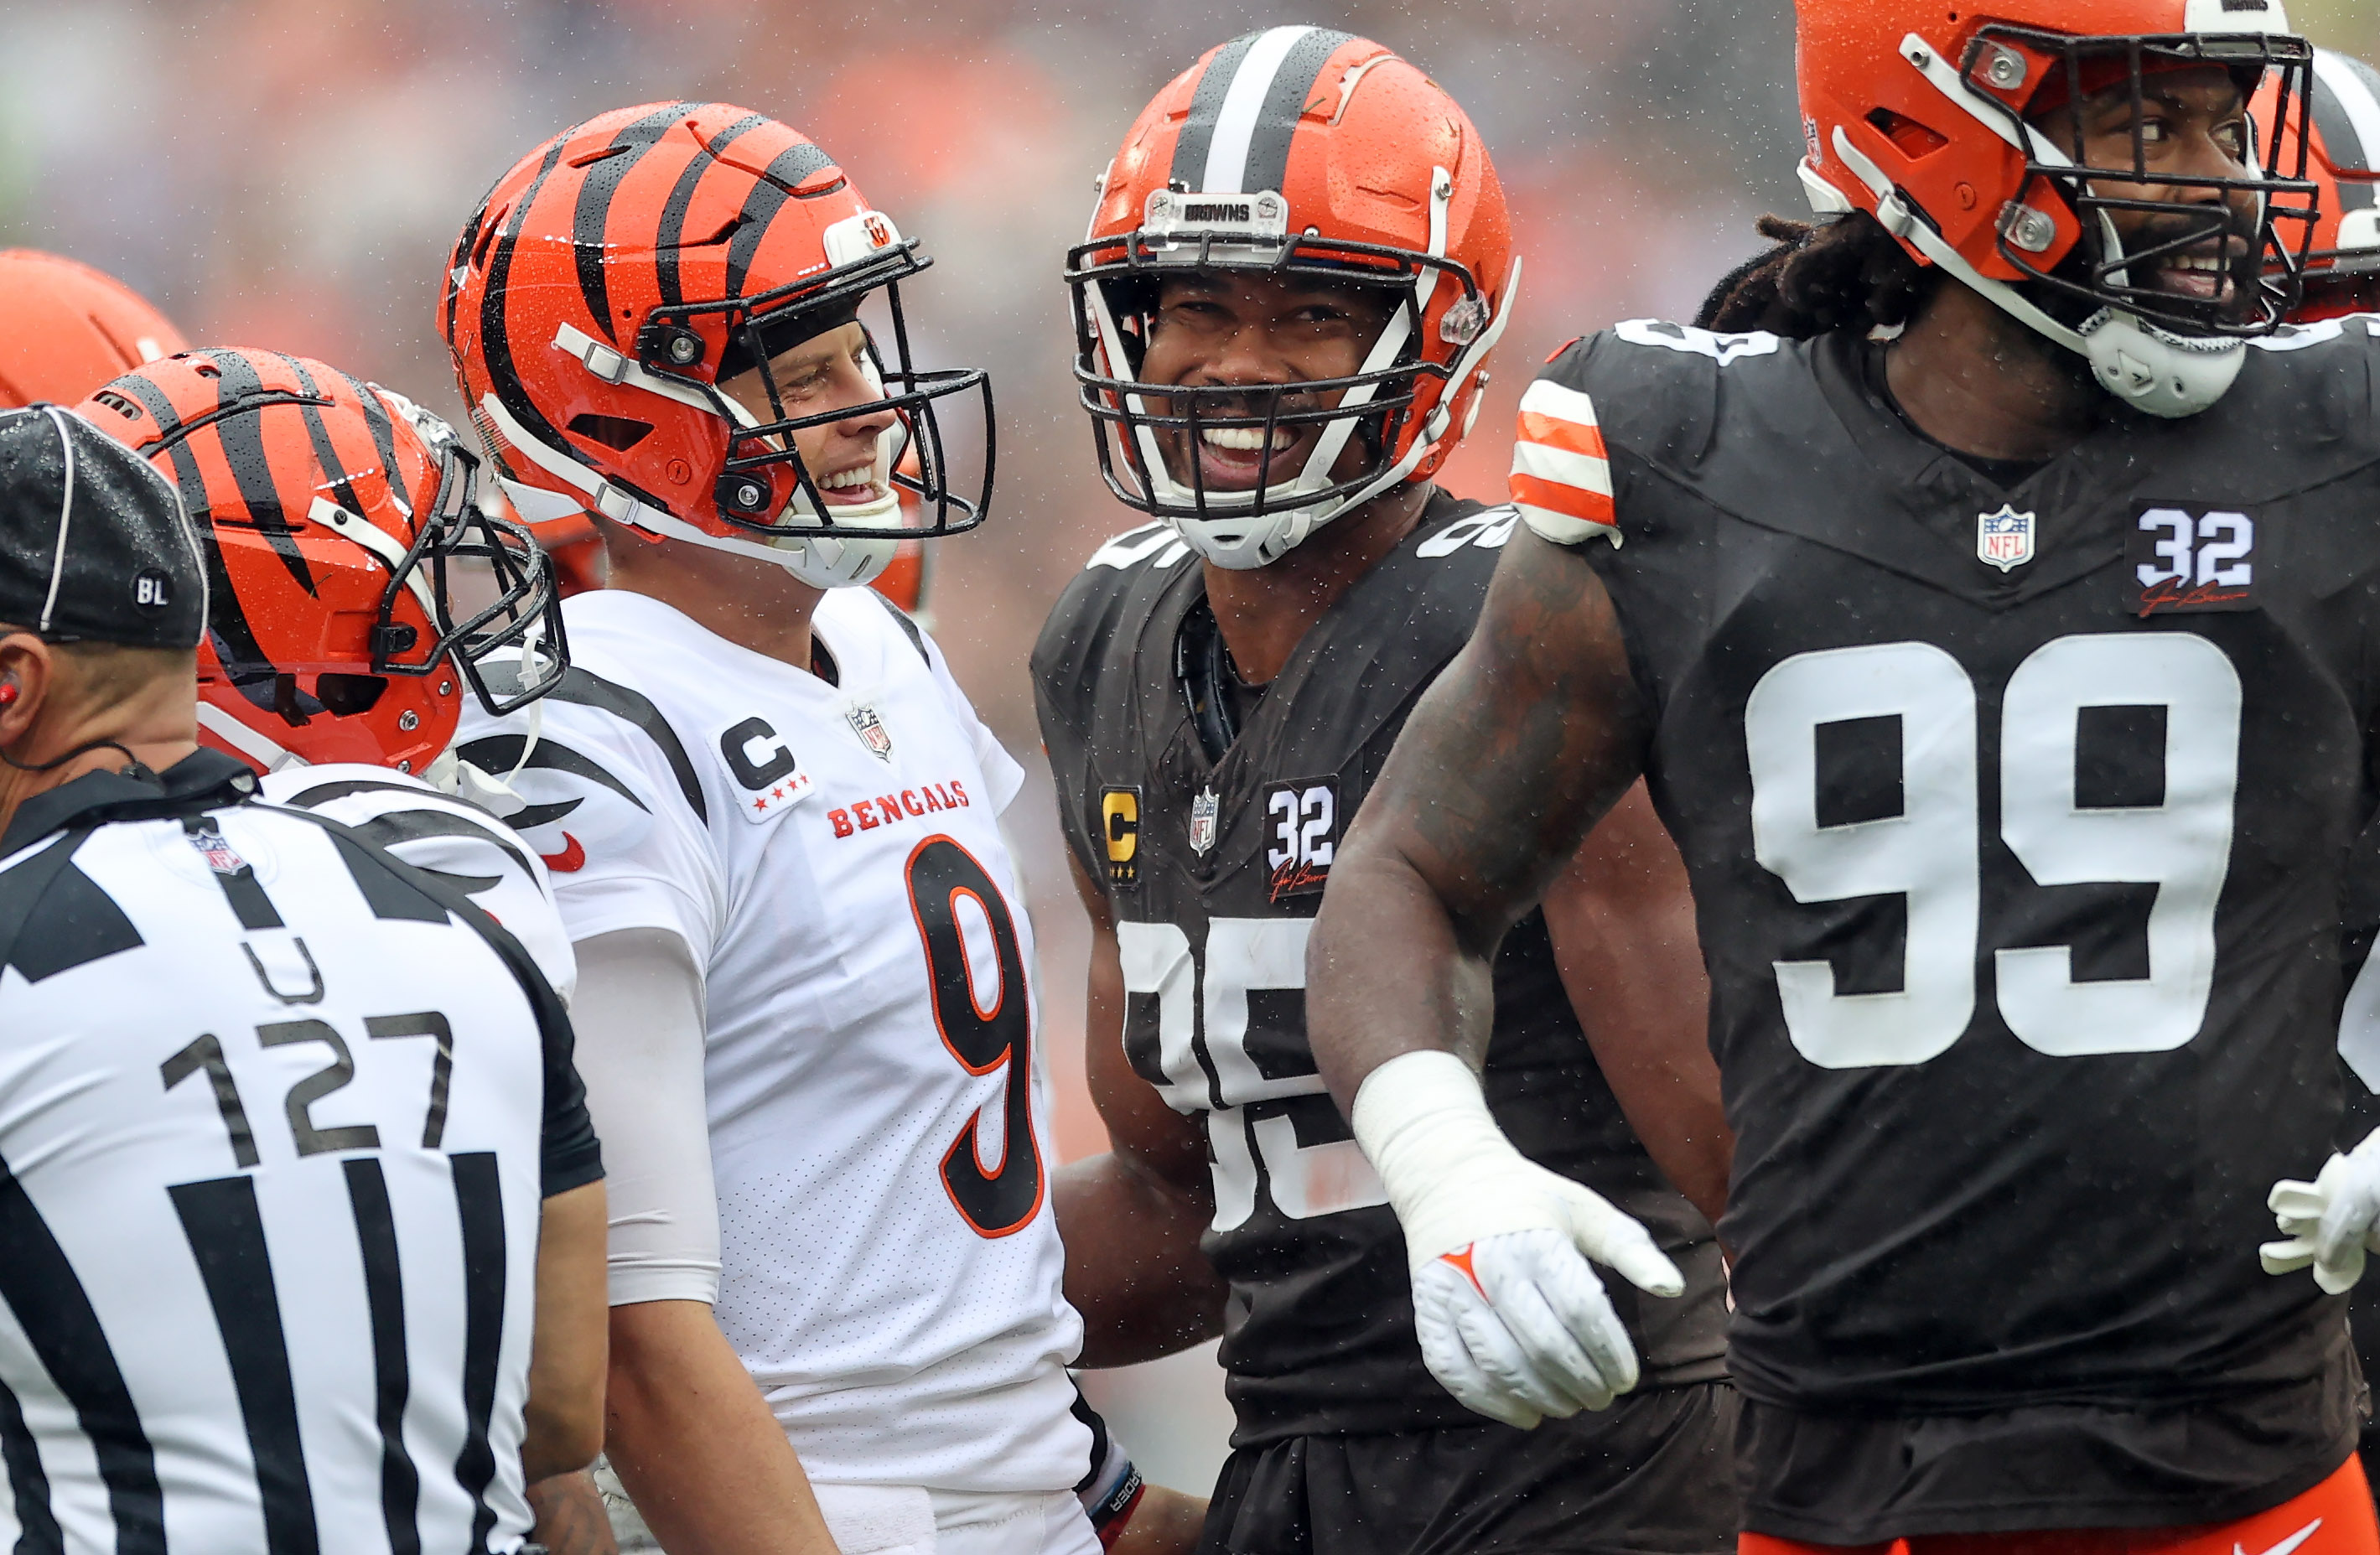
[196,702,306,773]
[480,392,900,589]
[1827,127,2246,419]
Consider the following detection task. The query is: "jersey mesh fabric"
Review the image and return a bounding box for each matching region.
[455,588,1088,1494]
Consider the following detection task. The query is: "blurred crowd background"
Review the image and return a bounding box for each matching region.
[8,0,2375,1490]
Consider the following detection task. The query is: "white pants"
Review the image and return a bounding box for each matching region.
[594,1462,1102,1555]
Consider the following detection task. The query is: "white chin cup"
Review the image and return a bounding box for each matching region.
[2076,309,2248,421]
[770,531,900,588]
[1165,506,1324,571]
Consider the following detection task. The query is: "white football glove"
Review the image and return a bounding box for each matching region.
[2263,1127,2380,1294]
[1351,1049,1684,1430]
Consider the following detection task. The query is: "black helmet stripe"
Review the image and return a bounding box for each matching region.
[656,113,769,309]
[111,374,283,683]
[201,350,318,598]
[109,371,208,520]
[278,355,371,526]
[723,140,840,302]
[443,199,485,349]
[479,127,582,468]
[1238,29,1356,198]
[1168,26,1355,197]
[1168,30,1263,194]
[336,369,402,492]
[573,102,697,345]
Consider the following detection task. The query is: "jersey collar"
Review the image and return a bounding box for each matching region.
[0,749,259,858]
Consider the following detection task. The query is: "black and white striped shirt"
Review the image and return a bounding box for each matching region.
[0,749,600,1554]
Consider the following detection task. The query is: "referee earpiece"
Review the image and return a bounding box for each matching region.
[0,681,18,708]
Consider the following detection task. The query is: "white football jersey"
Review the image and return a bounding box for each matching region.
[454,588,1087,1494]
[255,765,575,1003]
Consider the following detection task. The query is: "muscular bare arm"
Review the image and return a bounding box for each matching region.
[1540,783,1732,1229]
[1055,856,1229,1367]
[1309,528,1653,1103]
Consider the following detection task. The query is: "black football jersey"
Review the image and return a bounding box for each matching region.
[1531,317,2380,1523]
[1033,491,1728,1445]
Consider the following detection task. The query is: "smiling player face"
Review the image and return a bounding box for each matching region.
[1134,271,1397,495]
[718,320,898,508]
[2033,65,2263,323]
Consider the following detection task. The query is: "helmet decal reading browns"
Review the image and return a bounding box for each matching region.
[440,101,993,591]
[0,250,189,410]
[1795,0,2319,417]
[80,349,566,775]
[1066,29,1517,569]
[2255,46,2380,320]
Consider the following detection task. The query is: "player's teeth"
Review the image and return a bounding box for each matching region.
[1202,428,1294,452]
[819,467,874,490]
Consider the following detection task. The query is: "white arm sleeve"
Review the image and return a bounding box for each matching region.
[571,926,723,1306]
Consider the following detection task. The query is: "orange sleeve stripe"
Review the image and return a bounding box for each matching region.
[1513,411,1609,462]
[1510,471,1615,525]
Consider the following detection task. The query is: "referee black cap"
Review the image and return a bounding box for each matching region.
[0,404,204,650]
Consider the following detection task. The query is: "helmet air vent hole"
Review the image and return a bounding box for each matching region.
[1866,108,1950,160]
[317,673,388,716]
[567,412,656,452]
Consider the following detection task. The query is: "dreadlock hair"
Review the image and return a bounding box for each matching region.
[1695,212,1938,338]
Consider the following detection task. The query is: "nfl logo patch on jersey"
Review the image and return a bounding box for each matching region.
[1976,505,2035,573]
[186,823,247,876]
[1189,787,1220,856]
[846,704,894,761]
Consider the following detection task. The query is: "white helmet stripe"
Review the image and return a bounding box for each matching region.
[2315,49,2380,181]
[1203,26,1318,194]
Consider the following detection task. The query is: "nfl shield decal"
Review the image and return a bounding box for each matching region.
[1189,787,1221,855]
[1976,505,2036,573]
[186,822,249,876]
[846,703,894,761]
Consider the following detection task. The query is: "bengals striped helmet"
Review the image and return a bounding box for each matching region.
[441,101,992,591]
[1067,29,1516,570]
[2256,48,2380,320]
[79,350,565,775]
[0,251,187,409]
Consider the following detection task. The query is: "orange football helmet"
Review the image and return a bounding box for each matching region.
[1067,29,1516,568]
[2257,47,2380,320]
[440,101,992,592]
[80,350,565,775]
[1797,0,2317,417]
[0,251,188,409]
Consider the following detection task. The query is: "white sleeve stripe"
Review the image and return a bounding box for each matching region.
[1510,439,1613,496]
[1517,377,1603,427]
[1518,504,1622,547]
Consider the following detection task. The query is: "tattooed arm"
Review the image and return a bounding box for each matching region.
[1309,526,1653,1102]
[1304,527,1672,1429]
